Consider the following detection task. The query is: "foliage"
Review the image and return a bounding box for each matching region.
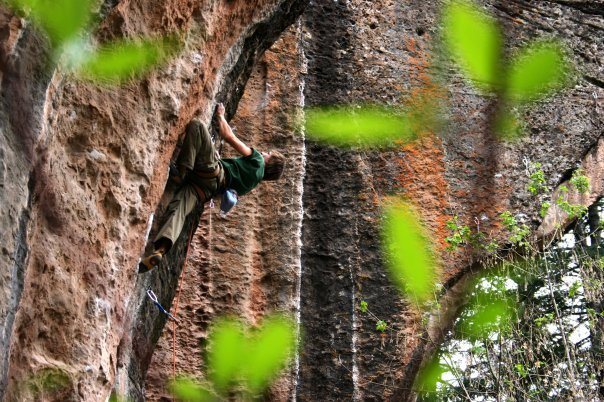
[5,0,92,47]
[442,0,502,92]
[76,36,178,83]
[506,40,569,103]
[570,169,590,194]
[20,368,71,400]
[2,0,178,83]
[442,0,571,139]
[527,162,548,195]
[500,211,530,247]
[445,216,472,250]
[382,202,437,304]
[360,300,368,313]
[417,206,604,401]
[556,186,588,219]
[170,315,297,401]
[304,104,430,148]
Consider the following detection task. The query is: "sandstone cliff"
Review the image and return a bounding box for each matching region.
[0,0,602,401]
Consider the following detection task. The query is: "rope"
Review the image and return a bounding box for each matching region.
[170,125,220,379]
[171,228,195,379]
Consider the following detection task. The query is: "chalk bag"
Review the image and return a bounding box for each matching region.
[220,188,238,217]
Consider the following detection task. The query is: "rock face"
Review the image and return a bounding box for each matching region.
[140,26,307,401]
[0,0,308,400]
[296,0,603,400]
[0,0,602,401]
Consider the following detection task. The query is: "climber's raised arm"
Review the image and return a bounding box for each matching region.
[216,103,252,157]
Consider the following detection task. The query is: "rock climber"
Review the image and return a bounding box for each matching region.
[139,103,285,272]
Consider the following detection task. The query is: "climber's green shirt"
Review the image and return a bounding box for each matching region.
[220,149,265,196]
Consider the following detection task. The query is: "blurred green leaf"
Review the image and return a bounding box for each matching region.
[169,377,214,402]
[495,109,523,140]
[76,36,178,83]
[443,0,502,92]
[207,315,297,396]
[507,40,568,103]
[415,354,448,393]
[457,296,514,340]
[382,202,437,304]
[305,105,417,148]
[243,316,296,393]
[207,319,245,392]
[7,0,92,47]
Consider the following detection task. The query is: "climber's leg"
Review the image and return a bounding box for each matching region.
[139,184,200,273]
[177,120,218,172]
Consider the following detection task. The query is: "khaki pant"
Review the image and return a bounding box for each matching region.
[154,120,222,250]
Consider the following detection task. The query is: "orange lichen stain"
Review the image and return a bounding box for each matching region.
[397,136,450,252]
[392,37,469,279]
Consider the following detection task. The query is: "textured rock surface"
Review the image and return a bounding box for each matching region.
[0,0,307,400]
[143,26,306,401]
[0,0,602,401]
[295,0,603,400]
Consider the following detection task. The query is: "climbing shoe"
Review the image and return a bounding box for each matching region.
[138,250,164,273]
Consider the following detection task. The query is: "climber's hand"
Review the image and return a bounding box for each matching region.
[169,163,185,185]
[216,103,225,118]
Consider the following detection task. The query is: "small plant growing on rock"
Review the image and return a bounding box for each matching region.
[445,216,472,250]
[360,300,392,334]
[556,185,588,219]
[500,211,530,247]
[527,162,548,195]
[570,169,590,194]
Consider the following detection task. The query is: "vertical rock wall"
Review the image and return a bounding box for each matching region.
[295,0,603,400]
[142,26,306,401]
[0,0,308,401]
[0,0,602,401]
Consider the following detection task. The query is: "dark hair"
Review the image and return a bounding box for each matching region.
[263,150,285,181]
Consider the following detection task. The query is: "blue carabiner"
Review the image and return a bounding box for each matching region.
[146,288,178,322]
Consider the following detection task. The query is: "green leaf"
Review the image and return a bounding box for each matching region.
[570,168,590,194]
[375,320,387,332]
[415,354,448,393]
[243,316,296,393]
[360,300,368,313]
[443,0,502,92]
[382,202,437,304]
[76,36,178,83]
[207,319,245,392]
[494,109,524,140]
[7,0,92,47]
[305,105,417,148]
[507,40,569,103]
[457,296,513,340]
[169,377,214,402]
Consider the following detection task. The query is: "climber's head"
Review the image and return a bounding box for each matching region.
[261,150,286,181]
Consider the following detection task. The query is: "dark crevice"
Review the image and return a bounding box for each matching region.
[558,166,577,185]
[0,180,32,400]
[546,0,604,16]
[216,0,310,121]
[584,75,604,89]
